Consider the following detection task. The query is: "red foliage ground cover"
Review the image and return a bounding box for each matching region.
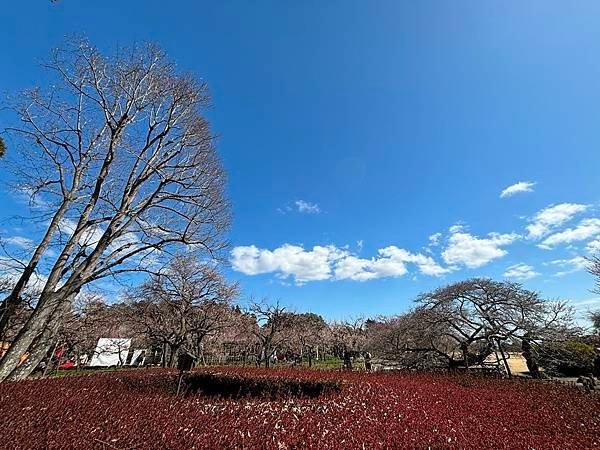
[0,368,598,449]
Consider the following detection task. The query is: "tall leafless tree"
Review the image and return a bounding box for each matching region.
[0,38,229,381]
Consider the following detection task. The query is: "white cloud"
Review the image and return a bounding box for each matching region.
[386,248,450,277]
[500,181,535,198]
[334,246,450,281]
[503,263,539,280]
[58,218,105,248]
[2,236,34,250]
[57,219,155,267]
[538,218,600,249]
[231,243,449,283]
[442,231,518,269]
[448,224,465,234]
[13,186,49,209]
[231,244,346,283]
[570,297,600,308]
[428,233,442,246]
[295,200,321,214]
[545,256,589,277]
[333,255,382,281]
[587,238,600,254]
[0,256,47,292]
[526,203,588,239]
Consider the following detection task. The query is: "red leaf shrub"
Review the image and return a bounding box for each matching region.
[0,368,598,449]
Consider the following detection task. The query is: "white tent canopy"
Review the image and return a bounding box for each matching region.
[89,338,132,367]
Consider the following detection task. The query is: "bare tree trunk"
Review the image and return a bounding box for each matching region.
[5,296,73,381]
[461,343,469,372]
[343,348,352,370]
[10,319,60,380]
[200,346,206,366]
[161,343,167,368]
[42,339,60,378]
[261,342,274,368]
[496,339,512,379]
[168,344,180,368]
[0,290,70,381]
[0,201,72,340]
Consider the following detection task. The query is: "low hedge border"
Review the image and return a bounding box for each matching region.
[182,371,342,399]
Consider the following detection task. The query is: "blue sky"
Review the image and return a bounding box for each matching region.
[1,1,599,320]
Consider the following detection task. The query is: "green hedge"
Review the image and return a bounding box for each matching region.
[182,372,342,399]
[539,340,597,377]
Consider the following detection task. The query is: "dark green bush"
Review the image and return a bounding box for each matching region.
[182,372,342,399]
[539,340,597,377]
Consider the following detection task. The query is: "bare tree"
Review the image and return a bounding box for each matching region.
[247,299,289,368]
[0,38,229,381]
[584,256,600,335]
[208,308,259,365]
[329,317,366,369]
[416,278,575,376]
[589,310,600,334]
[284,312,328,367]
[365,310,453,371]
[127,254,237,368]
[0,276,38,344]
[57,294,136,370]
[588,255,600,294]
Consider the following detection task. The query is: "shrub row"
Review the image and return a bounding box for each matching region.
[182,371,342,399]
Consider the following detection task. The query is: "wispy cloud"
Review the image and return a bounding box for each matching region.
[503,263,539,280]
[587,238,600,254]
[545,256,589,277]
[569,297,600,325]
[500,181,535,198]
[295,200,321,214]
[538,218,600,249]
[428,233,442,247]
[277,200,322,215]
[1,236,34,250]
[526,203,588,239]
[570,297,600,308]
